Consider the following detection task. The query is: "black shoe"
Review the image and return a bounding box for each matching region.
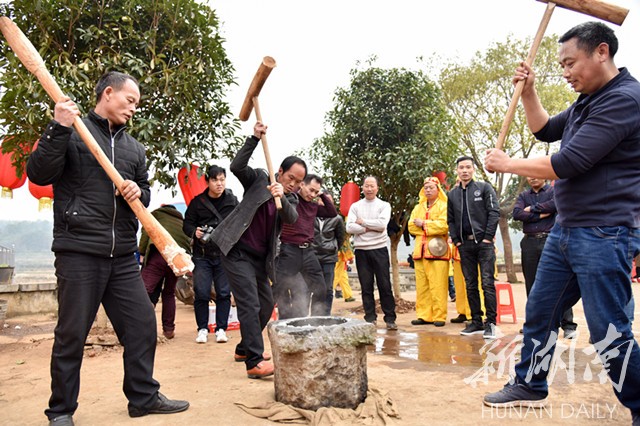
[434,321,446,327]
[563,328,577,339]
[483,323,497,340]
[450,314,468,323]
[386,322,398,330]
[411,318,433,325]
[49,415,74,426]
[460,322,484,336]
[129,392,190,417]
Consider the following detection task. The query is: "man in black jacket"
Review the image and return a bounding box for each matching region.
[447,156,500,339]
[211,122,302,379]
[27,72,188,426]
[183,165,238,344]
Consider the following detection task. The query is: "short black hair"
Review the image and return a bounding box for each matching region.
[280,156,307,175]
[303,174,323,185]
[559,22,618,58]
[95,71,139,102]
[456,155,475,166]
[205,165,226,180]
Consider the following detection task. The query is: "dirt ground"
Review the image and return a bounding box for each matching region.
[1,275,638,426]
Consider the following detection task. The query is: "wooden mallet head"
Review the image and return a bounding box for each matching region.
[239,56,276,121]
[536,0,628,25]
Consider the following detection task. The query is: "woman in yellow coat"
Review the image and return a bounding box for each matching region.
[408,177,451,326]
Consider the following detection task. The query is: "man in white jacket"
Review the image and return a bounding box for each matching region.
[346,176,397,330]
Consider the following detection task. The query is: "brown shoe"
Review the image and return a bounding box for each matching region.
[163,330,175,339]
[234,352,272,362]
[246,361,274,379]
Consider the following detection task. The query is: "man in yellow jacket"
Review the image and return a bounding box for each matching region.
[408,177,450,327]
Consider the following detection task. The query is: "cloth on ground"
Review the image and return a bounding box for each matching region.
[235,385,399,425]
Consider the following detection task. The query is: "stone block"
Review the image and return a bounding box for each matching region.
[268,316,375,410]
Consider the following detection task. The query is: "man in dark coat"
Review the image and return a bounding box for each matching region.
[27,71,189,426]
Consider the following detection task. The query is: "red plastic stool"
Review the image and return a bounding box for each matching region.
[494,282,517,324]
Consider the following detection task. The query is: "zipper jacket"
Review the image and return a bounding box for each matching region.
[446,180,500,245]
[27,111,151,257]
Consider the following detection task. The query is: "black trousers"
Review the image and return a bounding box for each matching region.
[459,240,497,325]
[46,253,159,419]
[521,235,576,331]
[274,244,327,319]
[221,246,274,369]
[354,247,396,324]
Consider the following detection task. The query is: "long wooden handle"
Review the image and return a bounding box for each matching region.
[495,2,555,151]
[253,97,282,210]
[537,0,628,25]
[0,17,193,275]
[239,57,276,122]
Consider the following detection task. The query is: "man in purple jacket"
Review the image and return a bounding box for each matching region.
[484,22,640,423]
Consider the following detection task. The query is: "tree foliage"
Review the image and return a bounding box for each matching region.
[0,0,240,188]
[311,59,458,220]
[309,59,458,292]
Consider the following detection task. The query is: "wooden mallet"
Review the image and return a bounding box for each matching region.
[495,0,629,151]
[238,56,282,209]
[0,17,194,276]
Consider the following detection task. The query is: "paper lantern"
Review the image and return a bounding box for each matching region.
[0,137,27,199]
[178,165,208,206]
[432,171,449,191]
[28,179,54,211]
[339,181,360,217]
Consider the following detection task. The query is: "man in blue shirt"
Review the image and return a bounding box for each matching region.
[484,22,640,422]
[512,177,576,338]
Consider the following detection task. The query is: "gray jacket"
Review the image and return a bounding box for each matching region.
[211,136,298,280]
[312,216,345,264]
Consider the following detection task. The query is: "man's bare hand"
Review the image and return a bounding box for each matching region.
[268,182,284,199]
[54,97,80,127]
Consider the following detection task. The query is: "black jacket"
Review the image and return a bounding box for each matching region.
[27,111,151,257]
[447,180,500,245]
[183,188,239,258]
[312,216,345,264]
[211,136,298,281]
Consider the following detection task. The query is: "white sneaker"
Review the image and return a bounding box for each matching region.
[195,328,208,343]
[215,329,228,343]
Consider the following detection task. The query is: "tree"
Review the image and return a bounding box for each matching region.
[0,0,240,188]
[439,35,576,282]
[310,59,458,296]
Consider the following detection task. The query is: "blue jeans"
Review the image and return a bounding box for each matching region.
[516,225,640,411]
[193,256,231,332]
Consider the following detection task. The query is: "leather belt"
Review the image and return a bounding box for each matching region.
[526,232,549,239]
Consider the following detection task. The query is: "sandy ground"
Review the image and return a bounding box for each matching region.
[1,275,638,426]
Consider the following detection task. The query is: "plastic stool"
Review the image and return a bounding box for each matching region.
[495,282,517,324]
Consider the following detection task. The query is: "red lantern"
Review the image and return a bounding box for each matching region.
[28,179,54,211]
[432,171,449,191]
[339,181,360,217]
[0,137,27,199]
[178,165,208,206]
